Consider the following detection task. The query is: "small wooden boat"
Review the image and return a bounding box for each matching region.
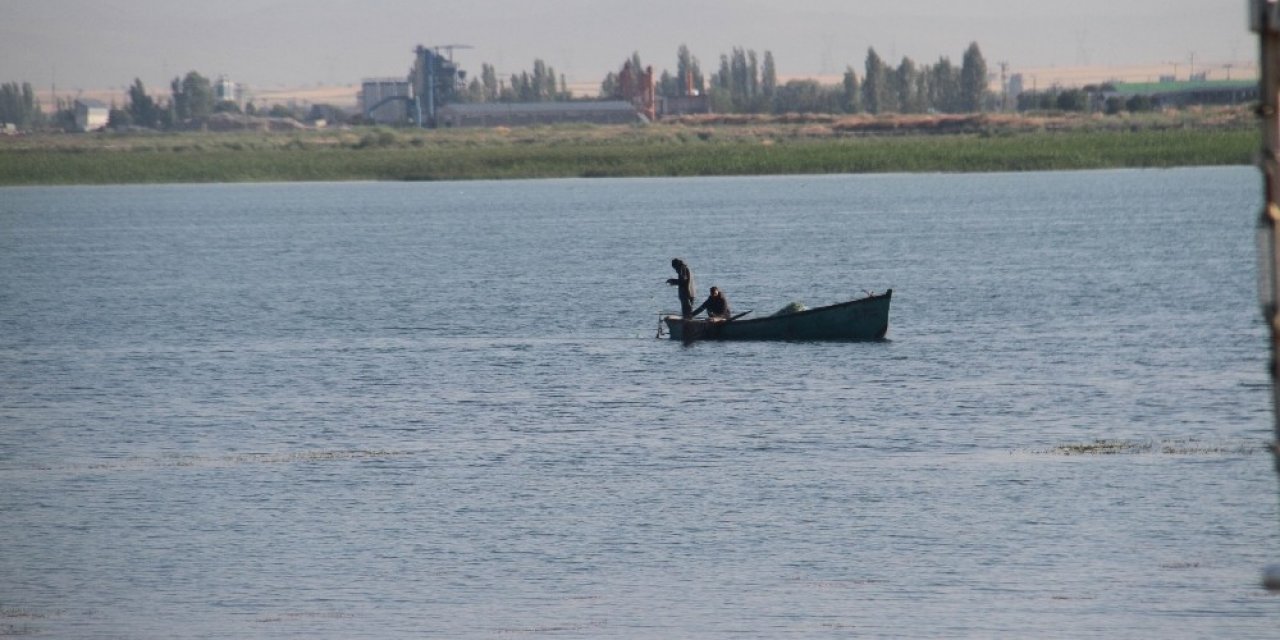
[661,290,892,342]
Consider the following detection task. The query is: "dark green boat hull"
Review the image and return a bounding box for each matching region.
[663,290,892,342]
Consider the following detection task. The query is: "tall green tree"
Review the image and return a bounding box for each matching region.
[895,57,922,113]
[50,96,76,131]
[675,45,693,95]
[1055,88,1088,111]
[675,44,704,96]
[532,59,548,100]
[747,50,760,105]
[960,42,989,112]
[730,48,748,107]
[464,77,485,102]
[515,72,532,101]
[712,47,770,112]
[528,59,563,101]
[913,67,931,113]
[773,79,841,114]
[185,71,215,118]
[481,59,569,102]
[841,66,860,113]
[709,53,734,110]
[127,78,161,128]
[599,72,618,98]
[481,63,499,101]
[658,70,678,97]
[107,107,133,128]
[930,57,961,113]
[170,71,214,121]
[0,81,41,129]
[761,51,777,102]
[861,48,892,114]
[716,54,732,92]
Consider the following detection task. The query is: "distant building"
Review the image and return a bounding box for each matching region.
[360,78,411,124]
[308,104,347,127]
[1106,79,1258,109]
[373,44,693,128]
[215,75,244,106]
[73,99,109,132]
[615,61,656,122]
[436,101,641,128]
[410,45,465,126]
[1008,74,1025,102]
[660,95,712,117]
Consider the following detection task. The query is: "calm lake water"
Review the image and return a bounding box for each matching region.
[1,168,1278,638]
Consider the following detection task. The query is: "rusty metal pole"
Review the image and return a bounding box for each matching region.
[1252,0,1280,591]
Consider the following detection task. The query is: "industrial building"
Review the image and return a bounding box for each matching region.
[436,61,660,127]
[1105,79,1258,108]
[364,46,705,129]
[360,78,411,125]
[409,45,465,126]
[362,46,464,127]
[660,94,712,117]
[73,99,108,132]
[214,75,244,107]
[436,101,641,127]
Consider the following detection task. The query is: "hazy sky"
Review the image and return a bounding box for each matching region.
[2,0,1255,92]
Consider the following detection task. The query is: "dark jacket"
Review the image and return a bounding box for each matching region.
[668,260,695,316]
[692,290,731,319]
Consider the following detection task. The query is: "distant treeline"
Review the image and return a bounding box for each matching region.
[1017,87,1158,114]
[452,43,994,116]
[456,61,572,103]
[0,40,1237,134]
[0,82,41,129]
[0,73,316,133]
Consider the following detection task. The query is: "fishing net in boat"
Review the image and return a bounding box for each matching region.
[771,301,807,316]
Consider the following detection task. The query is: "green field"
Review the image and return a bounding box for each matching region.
[0,115,1258,186]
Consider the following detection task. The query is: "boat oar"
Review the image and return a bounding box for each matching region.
[729,310,752,321]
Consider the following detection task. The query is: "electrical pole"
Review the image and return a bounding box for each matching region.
[1250,0,1280,591]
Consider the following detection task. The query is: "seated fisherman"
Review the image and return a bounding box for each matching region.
[691,286,732,320]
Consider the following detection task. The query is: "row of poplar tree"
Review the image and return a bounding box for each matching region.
[1,43,994,130]
[0,72,301,132]
[632,42,992,115]
[458,43,991,116]
[117,72,295,128]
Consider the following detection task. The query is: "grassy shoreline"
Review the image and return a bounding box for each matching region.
[0,111,1258,186]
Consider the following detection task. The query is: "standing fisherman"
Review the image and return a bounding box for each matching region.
[667,258,695,318]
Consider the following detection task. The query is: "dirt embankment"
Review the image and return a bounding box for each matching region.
[663,108,1253,136]
[173,112,309,132]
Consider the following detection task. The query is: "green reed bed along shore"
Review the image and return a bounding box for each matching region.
[0,124,1256,186]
